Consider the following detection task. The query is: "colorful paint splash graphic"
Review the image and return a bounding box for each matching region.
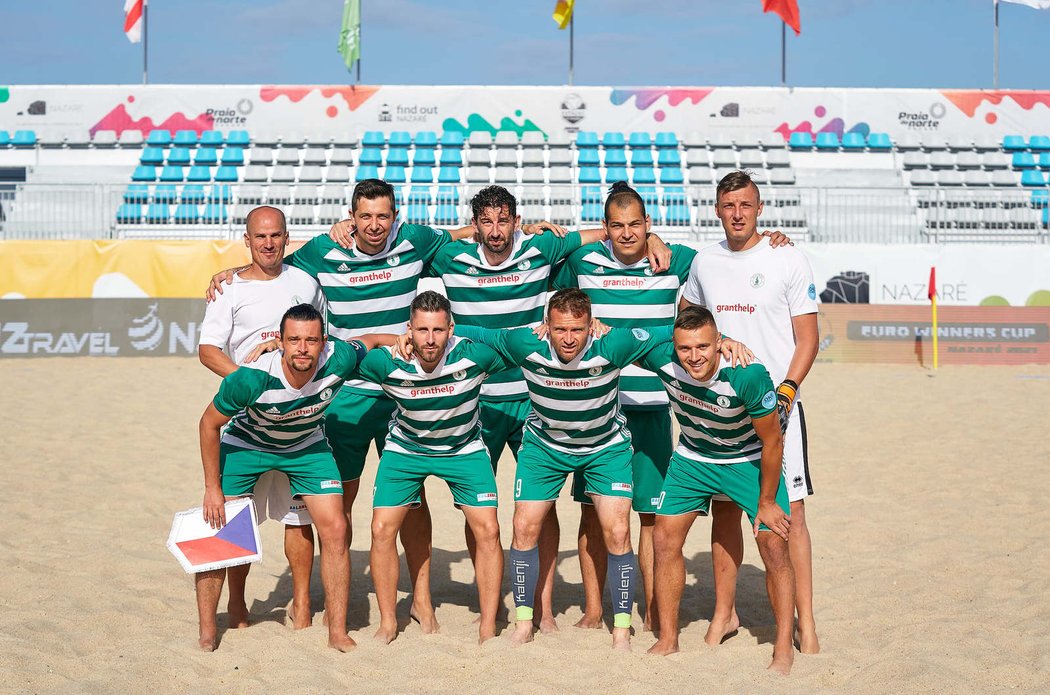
[442,110,544,137]
[259,85,379,119]
[774,105,870,142]
[941,90,1050,125]
[609,88,713,122]
[88,96,213,137]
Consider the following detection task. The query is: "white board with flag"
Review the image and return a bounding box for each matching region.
[167,497,263,574]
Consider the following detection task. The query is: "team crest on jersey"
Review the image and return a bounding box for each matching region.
[319,387,333,402]
[337,262,351,272]
[387,254,401,267]
[265,406,281,414]
[716,395,731,408]
[466,266,479,275]
[632,328,650,341]
[750,273,765,289]
[453,370,467,381]
[644,267,653,276]
[517,259,532,271]
[588,366,602,376]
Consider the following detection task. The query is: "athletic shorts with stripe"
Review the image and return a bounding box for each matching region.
[220,441,344,498]
[516,432,634,502]
[372,448,498,508]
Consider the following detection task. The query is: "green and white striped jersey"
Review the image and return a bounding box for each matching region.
[214,339,368,452]
[287,222,451,395]
[552,241,697,411]
[429,231,583,402]
[457,324,670,454]
[638,345,777,465]
[355,336,510,456]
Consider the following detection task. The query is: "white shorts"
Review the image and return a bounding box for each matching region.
[252,470,313,526]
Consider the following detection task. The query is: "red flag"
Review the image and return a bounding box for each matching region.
[928,267,937,300]
[124,0,144,43]
[762,0,801,35]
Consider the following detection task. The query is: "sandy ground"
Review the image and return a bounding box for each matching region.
[2,358,1049,694]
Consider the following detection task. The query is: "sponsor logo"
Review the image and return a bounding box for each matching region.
[644,267,653,277]
[337,262,351,272]
[385,103,440,124]
[601,278,645,289]
[808,283,817,300]
[715,303,756,314]
[0,322,119,355]
[821,270,870,304]
[670,379,681,388]
[678,390,721,413]
[898,104,943,130]
[650,496,662,507]
[761,391,777,409]
[611,482,633,492]
[205,103,251,126]
[717,395,732,408]
[453,369,467,381]
[319,387,334,402]
[560,93,586,131]
[259,330,280,341]
[265,406,281,414]
[466,266,479,275]
[378,103,392,122]
[536,367,549,374]
[720,102,739,118]
[476,492,498,502]
[593,266,605,274]
[544,378,590,388]
[129,303,164,351]
[517,259,531,271]
[264,404,326,420]
[588,366,602,376]
[478,273,521,286]
[632,328,650,341]
[409,384,456,397]
[387,254,401,267]
[320,480,343,490]
[400,379,413,387]
[342,270,393,285]
[750,273,765,289]
[792,475,804,488]
[656,491,666,509]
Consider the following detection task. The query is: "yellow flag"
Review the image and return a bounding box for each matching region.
[552,0,575,29]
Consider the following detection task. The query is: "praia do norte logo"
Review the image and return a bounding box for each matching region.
[205,99,253,126]
[898,103,945,131]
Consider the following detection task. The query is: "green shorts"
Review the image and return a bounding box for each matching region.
[572,407,673,513]
[372,447,498,508]
[655,451,789,531]
[480,398,530,471]
[219,441,343,498]
[324,389,397,481]
[515,432,634,502]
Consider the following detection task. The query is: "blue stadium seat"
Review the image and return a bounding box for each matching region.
[1013,152,1037,169]
[220,148,244,166]
[605,166,628,183]
[578,149,600,167]
[405,203,430,224]
[0,131,10,147]
[630,149,654,166]
[637,186,660,209]
[411,167,434,184]
[187,166,212,182]
[434,204,459,226]
[437,166,461,183]
[415,131,438,148]
[654,132,678,148]
[226,130,250,147]
[12,130,37,148]
[628,132,652,148]
[181,184,206,204]
[665,202,690,226]
[124,184,150,203]
[208,184,232,203]
[167,147,192,166]
[578,167,601,184]
[384,166,407,184]
[1021,169,1047,186]
[604,149,627,166]
[146,203,170,223]
[356,165,379,181]
[657,149,681,167]
[602,132,626,148]
[153,184,178,203]
[436,185,460,205]
[867,132,893,150]
[201,203,227,223]
[389,131,412,147]
[199,131,224,148]
[173,130,198,147]
[440,131,465,148]
[815,132,840,149]
[581,203,603,222]
[841,132,866,150]
[131,165,156,182]
[632,167,656,185]
[662,187,687,204]
[1043,207,1050,228]
[392,185,406,205]
[581,185,602,204]
[214,166,238,183]
[659,168,684,185]
[413,149,437,167]
[576,131,600,148]
[648,204,664,225]
[194,148,218,166]
[439,148,463,167]
[146,130,172,147]
[174,203,199,224]
[1039,152,1050,170]
[359,148,383,166]
[386,147,410,167]
[140,147,165,165]
[1030,135,1050,151]
[1002,135,1026,151]
[1031,189,1049,207]
[117,203,141,223]
[362,131,385,147]
[159,166,185,182]
[789,132,814,149]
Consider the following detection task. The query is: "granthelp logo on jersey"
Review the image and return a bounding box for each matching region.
[761,391,777,409]
[319,387,334,401]
[717,395,731,408]
[517,259,531,271]
[588,366,602,376]
[632,328,650,341]
[387,254,401,267]
[750,273,765,289]
[128,303,164,351]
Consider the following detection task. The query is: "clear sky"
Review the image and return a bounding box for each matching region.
[3,0,1049,89]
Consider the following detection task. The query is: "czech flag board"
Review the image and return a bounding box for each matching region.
[167,497,262,573]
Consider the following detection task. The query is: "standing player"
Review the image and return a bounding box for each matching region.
[197,205,324,631]
[680,170,820,654]
[195,304,396,652]
[642,307,795,675]
[455,289,671,650]
[361,291,509,645]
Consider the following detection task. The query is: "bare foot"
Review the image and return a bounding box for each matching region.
[328,632,357,652]
[508,621,535,646]
[647,639,679,656]
[642,616,655,633]
[797,624,820,654]
[227,600,249,629]
[704,612,740,646]
[197,629,217,652]
[768,649,794,675]
[288,600,312,630]
[478,625,497,645]
[612,627,631,652]
[373,622,398,645]
[409,605,440,634]
[537,616,560,634]
[573,614,604,629]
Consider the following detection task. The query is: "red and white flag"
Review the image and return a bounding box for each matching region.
[124,0,144,43]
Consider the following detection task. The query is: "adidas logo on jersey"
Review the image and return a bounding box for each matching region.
[593,266,605,274]
[400,380,413,387]
[265,406,280,414]
[466,266,479,275]
[536,367,549,374]
[670,379,681,389]
[337,262,351,272]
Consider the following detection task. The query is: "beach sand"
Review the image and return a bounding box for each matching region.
[2,358,1049,693]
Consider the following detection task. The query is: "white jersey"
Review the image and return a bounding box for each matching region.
[198,264,324,365]
[682,241,817,388]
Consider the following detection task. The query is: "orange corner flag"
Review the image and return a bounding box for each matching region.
[762,0,801,35]
[928,266,937,300]
[553,0,576,30]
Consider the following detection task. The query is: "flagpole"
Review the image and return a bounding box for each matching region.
[993,0,999,89]
[357,0,362,84]
[780,21,786,86]
[143,0,149,85]
[569,12,574,86]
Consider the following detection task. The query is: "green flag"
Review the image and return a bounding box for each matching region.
[338,0,361,71]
